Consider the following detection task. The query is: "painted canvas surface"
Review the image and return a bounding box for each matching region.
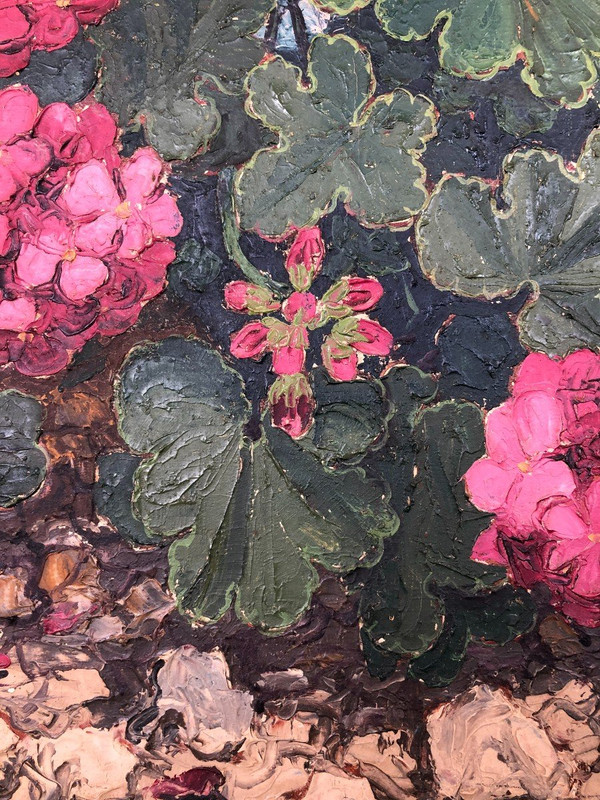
[0,0,599,797]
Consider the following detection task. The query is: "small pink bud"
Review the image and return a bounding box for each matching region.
[268,373,315,438]
[224,281,280,314]
[322,336,358,381]
[285,227,324,291]
[271,325,308,375]
[319,276,384,320]
[352,318,393,355]
[230,321,270,359]
[282,291,317,323]
[0,653,10,669]
[342,277,384,311]
[333,317,394,356]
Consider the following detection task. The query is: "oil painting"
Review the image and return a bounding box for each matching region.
[0,0,599,797]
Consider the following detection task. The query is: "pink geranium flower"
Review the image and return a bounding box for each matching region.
[0,0,117,78]
[468,349,600,627]
[0,87,183,376]
[225,226,394,438]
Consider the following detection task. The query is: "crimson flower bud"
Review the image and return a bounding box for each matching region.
[285,227,325,292]
[268,373,315,439]
[224,281,280,314]
[230,321,269,359]
[333,316,393,356]
[321,336,358,382]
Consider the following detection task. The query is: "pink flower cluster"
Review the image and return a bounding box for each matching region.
[0,85,182,375]
[466,350,600,627]
[226,227,393,438]
[1,0,117,78]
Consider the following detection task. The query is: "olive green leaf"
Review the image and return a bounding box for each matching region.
[359,396,506,666]
[407,586,536,686]
[375,0,600,107]
[0,392,47,508]
[433,71,559,137]
[298,369,389,465]
[234,34,437,238]
[92,0,274,161]
[416,131,600,355]
[114,337,398,633]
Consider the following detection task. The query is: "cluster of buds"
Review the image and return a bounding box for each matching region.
[226,227,393,438]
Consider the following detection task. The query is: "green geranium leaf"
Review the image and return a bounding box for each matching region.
[298,369,389,465]
[92,0,274,161]
[417,133,600,355]
[375,0,600,107]
[323,214,409,280]
[94,453,161,546]
[234,34,437,238]
[0,392,47,508]
[115,337,398,633]
[433,71,559,137]
[169,239,223,294]
[359,395,504,666]
[408,587,536,686]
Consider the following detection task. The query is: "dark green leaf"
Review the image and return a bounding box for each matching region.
[92,0,274,161]
[0,392,47,508]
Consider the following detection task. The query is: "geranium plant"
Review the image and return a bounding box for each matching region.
[466,350,600,627]
[226,226,394,437]
[0,85,182,376]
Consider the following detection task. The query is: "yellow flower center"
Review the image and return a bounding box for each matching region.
[115,200,132,219]
[517,461,531,473]
[56,0,71,7]
[589,533,600,544]
[62,249,77,262]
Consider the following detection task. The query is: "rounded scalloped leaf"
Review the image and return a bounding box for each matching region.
[416,130,600,356]
[0,391,47,508]
[234,34,437,238]
[375,0,600,108]
[92,0,274,161]
[113,336,398,633]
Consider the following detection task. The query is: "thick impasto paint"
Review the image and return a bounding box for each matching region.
[0,1,599,798]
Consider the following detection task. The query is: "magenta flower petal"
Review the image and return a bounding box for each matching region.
[512,390,565,459]
[142,193,184,239]
[70,0,119,25]
[272,344,306,375]
[30,6,79,50]
[74,212,120,255]
[0,47,31,79]
[471,523,508,566]
[121,146,163,202]
[484,403,526,467]
[0,85,39,143]
[285,226,324,291]
[224,281,280,314]
[1,6,30,42]
[60,160,120,217]
[507,459,576,529]
[511,351,561,397]
[268,373,315,439]
[464,458,516,513]
[59,255,108,300]
[570,552,600,599]
[0,297,37,331]
[16,242,60,286]
[282,291,317,323]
